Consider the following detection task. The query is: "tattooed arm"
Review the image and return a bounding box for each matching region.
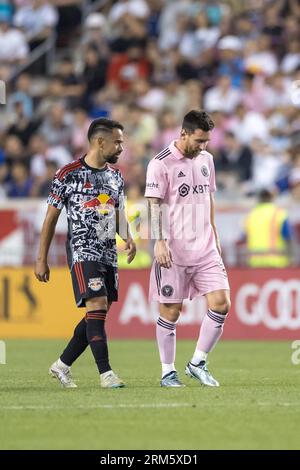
[147,197,172,269]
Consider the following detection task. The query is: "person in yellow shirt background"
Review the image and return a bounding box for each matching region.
[244,189,293,268]
[117,183,152,269]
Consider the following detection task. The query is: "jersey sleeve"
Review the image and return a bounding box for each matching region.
[209,155,217,193]
[144,159,169,199]
[47,172,68,210]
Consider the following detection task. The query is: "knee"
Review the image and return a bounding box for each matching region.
[160,304,181,323]
[209,299,231,315]
[86,315,106,342]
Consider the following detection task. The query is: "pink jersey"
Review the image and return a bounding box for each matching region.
[145,140,218,266]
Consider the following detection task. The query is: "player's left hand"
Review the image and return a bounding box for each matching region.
[34,260,50,282]
[125,239,136,264]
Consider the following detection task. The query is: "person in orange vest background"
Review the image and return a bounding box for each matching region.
[244,189,293,268]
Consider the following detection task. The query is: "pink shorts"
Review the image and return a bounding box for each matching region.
[149,256,230,303]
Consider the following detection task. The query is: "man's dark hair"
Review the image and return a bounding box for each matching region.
[87,118,124,141]
[258,189,273,203]
[182,110,214,134]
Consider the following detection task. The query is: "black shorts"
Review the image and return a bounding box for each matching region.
[70,261,118,307]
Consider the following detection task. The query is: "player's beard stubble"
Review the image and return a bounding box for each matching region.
[105,151,121,164]
[184,144,199,159]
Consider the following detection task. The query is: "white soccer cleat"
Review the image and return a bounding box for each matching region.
[49,360,77,388]
[100,370,125,388]
[185,361,219,387]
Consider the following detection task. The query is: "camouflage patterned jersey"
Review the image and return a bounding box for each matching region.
[47,157,125,268]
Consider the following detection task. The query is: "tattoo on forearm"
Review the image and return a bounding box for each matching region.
[150,202,163,240]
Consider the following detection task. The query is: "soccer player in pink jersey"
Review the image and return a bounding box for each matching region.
[145,110,230,387]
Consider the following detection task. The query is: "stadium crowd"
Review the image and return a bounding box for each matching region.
[1,0,300,200]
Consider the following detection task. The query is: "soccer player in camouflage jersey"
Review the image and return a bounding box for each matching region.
[35,118,136,388]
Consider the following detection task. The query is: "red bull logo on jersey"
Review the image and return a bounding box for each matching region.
[81,194,115,214]
[88,277,103,291]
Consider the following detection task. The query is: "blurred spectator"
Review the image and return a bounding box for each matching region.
[81,45,108,104]
[245,138,284,195]
[56,57,84,107]
[107,44,151,91]
[0,17,29,67]
[36,76,67,116]
[217,35,244,87]
[29,133,72,178]
[158,0,193,51]
[160,79,192,119]
[13,0,58,42]
[54,0,82,46]
[232,12,257,44]
[268,107,292,152]
[262,5,284,48]
[7,73,33,120]
[152,109,181,152]
[228,103,269,144]
[264,73,291,110]
[244,189,293,267]
[240,72,267,112]
[244,35,278,76]
[216,131,253,183]
[109,0,150,23]
[81,12,108,55]
[179,11,220,59]
[132,78,165,112]
[3,135,28,168]
[127,104,157,146]
[7,161,33,198]
[109,8,149,53]
[204,75,241,113]
[7,100,40,146]
[39,103,72,147]
[144,39,173,84]
[31,160,58,197]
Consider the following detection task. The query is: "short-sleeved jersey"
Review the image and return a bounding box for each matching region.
[47,157,124,268]
[145,140,217,266]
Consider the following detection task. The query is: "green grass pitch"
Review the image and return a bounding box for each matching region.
[0,340,299,450]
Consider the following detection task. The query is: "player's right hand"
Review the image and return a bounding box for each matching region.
[34,260,50,282]
[154,240,172,269]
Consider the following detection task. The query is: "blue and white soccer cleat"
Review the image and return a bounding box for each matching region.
[49,360,77,388]
[160,370,185,387]
[185,361,219,387]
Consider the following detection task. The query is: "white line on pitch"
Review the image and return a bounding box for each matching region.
[0,403,193,410]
